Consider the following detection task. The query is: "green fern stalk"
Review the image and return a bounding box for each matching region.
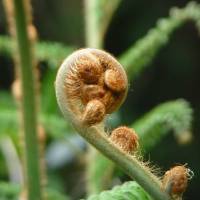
[86,99,193,194]
[84,0,121,48]
[85,0,101,48]
[12,0,42,199]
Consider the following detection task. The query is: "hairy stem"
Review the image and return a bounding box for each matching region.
[12,0,42,199]
[62,114,170,200]
[55,72,171,200]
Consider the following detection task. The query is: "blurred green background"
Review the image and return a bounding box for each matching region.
[0,0,200,199]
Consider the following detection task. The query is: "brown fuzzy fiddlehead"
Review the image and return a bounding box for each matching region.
[110,126,139,154]
[56,48,127,126]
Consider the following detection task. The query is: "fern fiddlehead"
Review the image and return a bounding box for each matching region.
[55,48,172,200]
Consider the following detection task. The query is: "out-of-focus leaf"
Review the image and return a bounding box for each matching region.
[0,92,16,110]
[132,99,193,151]
[119,2,200,80]
[46,188,70,200]
[0,35,74,68]
[0,182,19,200]
[87,149,114,195]
[0,107,72,139]
[0,182,69,200]
[41,114,73,138]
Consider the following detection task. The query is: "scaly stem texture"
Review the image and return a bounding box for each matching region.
[13,0,41,199]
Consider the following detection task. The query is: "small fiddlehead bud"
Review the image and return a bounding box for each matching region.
[110,126,139,153]
[56,48,128,126]
[162,165,193,198]
[104,69,127,92]
[82,99,106,125]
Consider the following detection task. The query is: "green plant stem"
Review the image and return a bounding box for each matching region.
[13,0,42,199]
[79,127,170,200]
[85,0,121,48]
[60,115,171,200]
[55,72,171,200]
[85,0,102,48]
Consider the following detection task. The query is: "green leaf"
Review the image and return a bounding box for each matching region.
[86,181,152,200]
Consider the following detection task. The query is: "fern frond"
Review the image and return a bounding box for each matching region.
[0,108,72,139]
[0,35,74,68]
[86,181,152,200]
[132,99,193,151]
[119,1,200,80]
[0,92,72,138]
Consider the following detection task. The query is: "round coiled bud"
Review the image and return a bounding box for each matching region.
[77,55,102,84]
[104,69,127,92]
[58,48,128,126]
[82,100,106,125]
[162,165,193,197]
[110,126,139,153]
